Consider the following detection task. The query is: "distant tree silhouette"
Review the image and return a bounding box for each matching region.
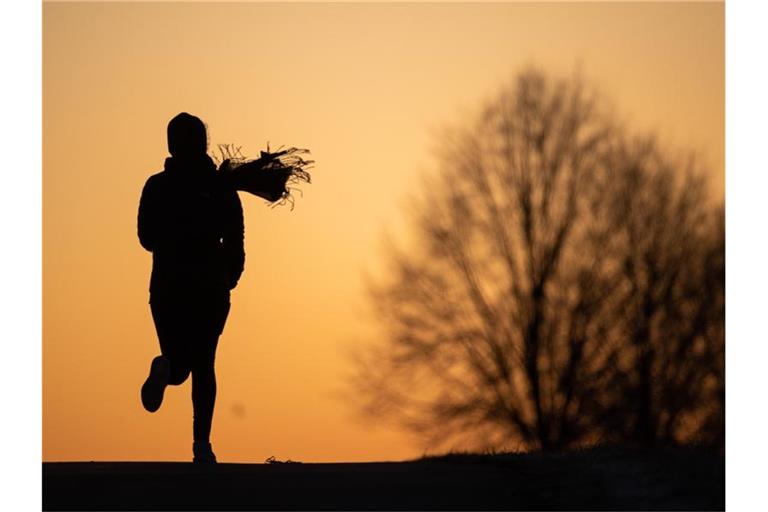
[592,140,725,446]
[353,69,724,451]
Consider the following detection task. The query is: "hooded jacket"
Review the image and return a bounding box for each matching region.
[138,154,245,299]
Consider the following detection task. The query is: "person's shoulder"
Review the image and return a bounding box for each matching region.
[223,186,242,205]
[214,177,239,199]
[143,170,169,190]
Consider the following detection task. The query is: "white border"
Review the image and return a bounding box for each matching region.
[0,0,42,510]
[726,0,768,510]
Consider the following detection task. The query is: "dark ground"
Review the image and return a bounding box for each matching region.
[43,446,724,511]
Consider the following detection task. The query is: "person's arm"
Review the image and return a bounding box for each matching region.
[223,189,245,289]
[137,176,158,252]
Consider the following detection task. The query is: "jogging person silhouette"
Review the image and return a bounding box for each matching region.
[138,112,245,463]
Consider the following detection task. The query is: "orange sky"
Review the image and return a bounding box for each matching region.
[43,1,723,462]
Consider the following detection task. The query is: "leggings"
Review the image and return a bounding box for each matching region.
[150,291,230,443]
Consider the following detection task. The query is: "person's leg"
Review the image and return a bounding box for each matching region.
[191,354,217,444]
[190,296,230,461]
[151,297,192,385]
[142,296,192,412]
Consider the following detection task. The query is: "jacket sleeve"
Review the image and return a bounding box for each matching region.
[223,190,246,289]
[137,177,158,252]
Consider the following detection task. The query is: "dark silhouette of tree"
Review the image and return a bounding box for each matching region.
[592,140,725,446]
[353,69,724,451]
